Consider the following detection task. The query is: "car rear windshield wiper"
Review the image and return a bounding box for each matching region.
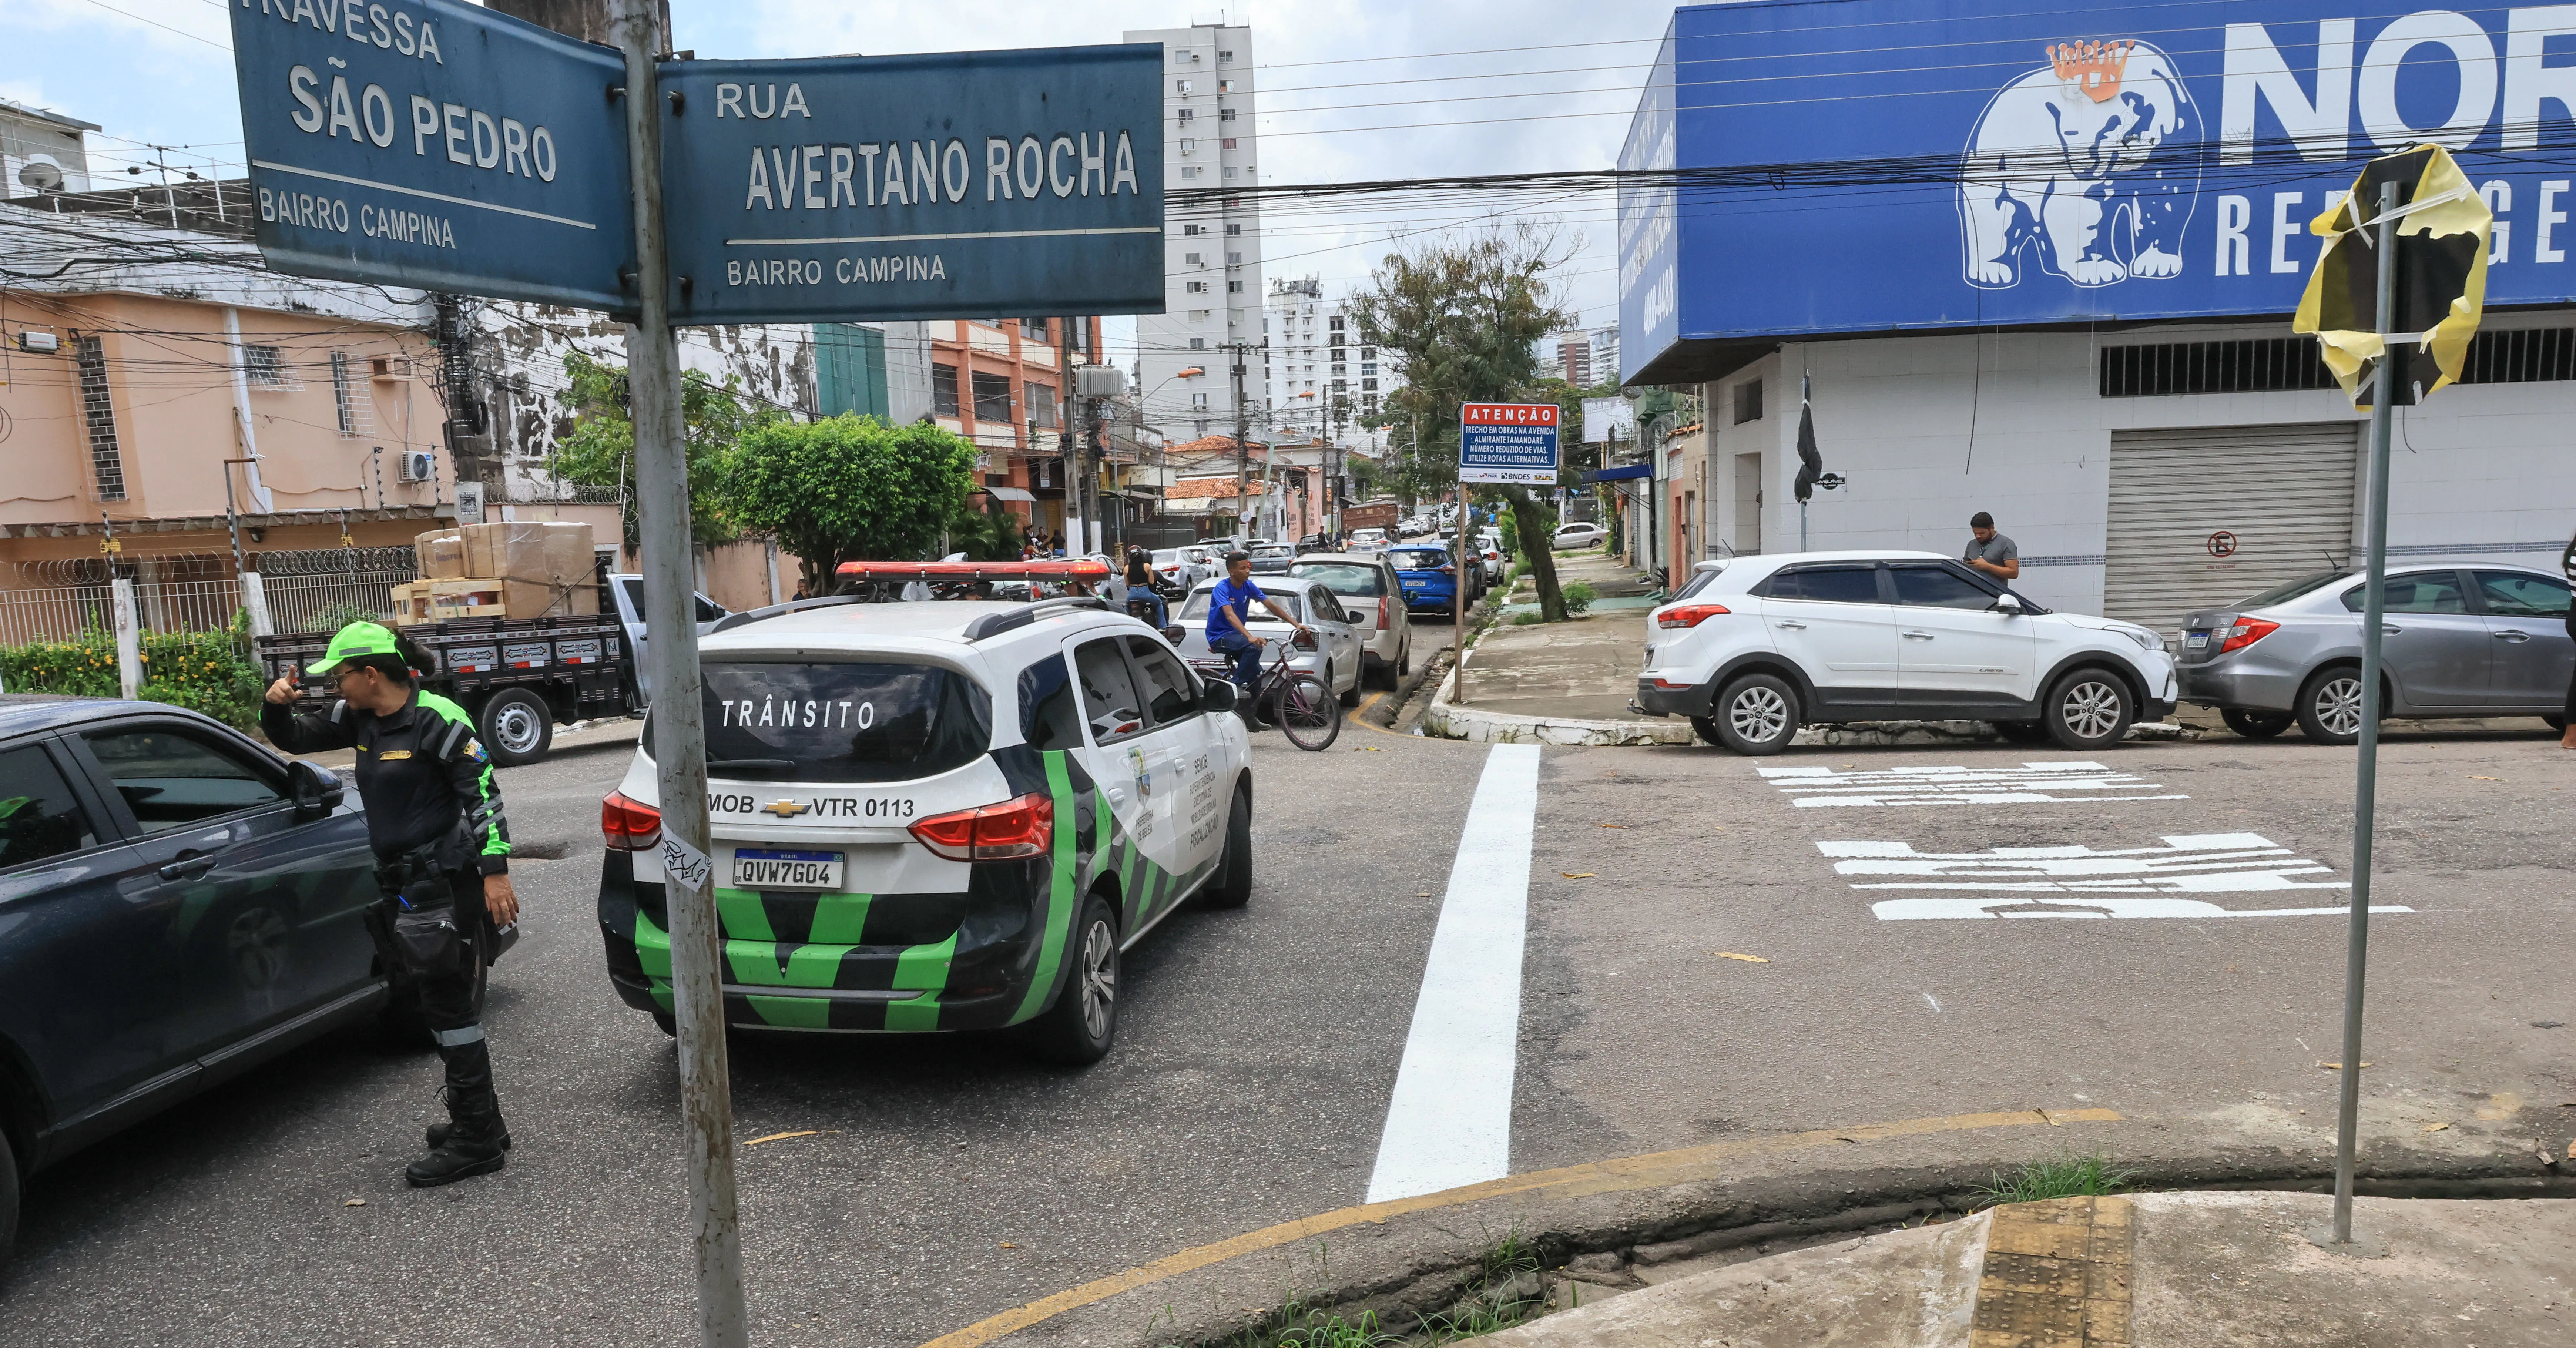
[707,758,795,772]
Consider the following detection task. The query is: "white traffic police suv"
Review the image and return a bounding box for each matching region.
[1636,551,2177,754]
[596,564,1253,1065]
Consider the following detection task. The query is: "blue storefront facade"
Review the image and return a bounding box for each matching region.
[1617,1,2576,637]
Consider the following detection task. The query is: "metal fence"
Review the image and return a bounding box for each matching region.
[0,564,416,647]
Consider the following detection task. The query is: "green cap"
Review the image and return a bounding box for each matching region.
[308,621,403,677]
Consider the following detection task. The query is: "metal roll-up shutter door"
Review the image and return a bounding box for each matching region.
[2104,423,2358,638]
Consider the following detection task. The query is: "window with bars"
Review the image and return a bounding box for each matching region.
[2099,329,2576,396]
[331,351,359,435]
[932,362,960,416]
[73,335,126,502]
[971,371,1012,425]
[243,344,291,388]
[1026,380,1058,429]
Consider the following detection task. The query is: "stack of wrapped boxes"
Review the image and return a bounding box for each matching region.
[396,522,602,623]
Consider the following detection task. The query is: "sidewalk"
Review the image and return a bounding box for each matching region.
[1426,552,1699,746]
[1493,1193,2575,1347]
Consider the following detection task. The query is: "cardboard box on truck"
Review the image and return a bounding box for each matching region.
[414,529,466,579]
[461,521,551,583]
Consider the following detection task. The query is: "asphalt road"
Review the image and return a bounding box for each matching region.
[3,703,2568,1346]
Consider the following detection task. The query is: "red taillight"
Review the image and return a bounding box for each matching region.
[908,792,1056,861]
[601,790,662,851]
[2217,617,2279,654]
[1377,595,1391,629]
[1656,603,1733,629]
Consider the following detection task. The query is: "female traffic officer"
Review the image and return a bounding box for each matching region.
[261,622,519,1187]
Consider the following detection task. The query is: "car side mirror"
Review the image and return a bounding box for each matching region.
[1990,592,2025,615]
[1162,624,1187,644]
[290,759,345,818]
[1200,678,1238,714]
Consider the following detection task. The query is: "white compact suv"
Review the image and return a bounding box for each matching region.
[596,581,1254,1065]
[1635,551,2178,754]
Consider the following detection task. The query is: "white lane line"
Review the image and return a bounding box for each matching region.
[1365,742,1542,1204]
[1757,760,2184,808]
[1815,834,2415,921]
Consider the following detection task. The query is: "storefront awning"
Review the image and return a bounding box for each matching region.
[982,486,1036,502]
[1586,464,1652,483]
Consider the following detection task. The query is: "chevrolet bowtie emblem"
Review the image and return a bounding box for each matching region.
[761,801,810,818]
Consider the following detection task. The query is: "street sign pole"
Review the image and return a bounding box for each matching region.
[1451,455,1470,705]
[613,1,749,1339]
[2323,177,2405,1252]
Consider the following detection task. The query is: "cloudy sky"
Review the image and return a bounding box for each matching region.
[3,0,1680,360]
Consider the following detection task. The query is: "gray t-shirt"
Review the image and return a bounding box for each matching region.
[1965,533,2019,568]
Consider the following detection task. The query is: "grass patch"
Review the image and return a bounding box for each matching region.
[1180,1235,1550,1348]
[1974,1151,2136,1208]
[1510,612,1544,626]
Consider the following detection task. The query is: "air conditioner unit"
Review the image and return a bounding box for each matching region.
[370,354,413,380]
[398,450,437,482]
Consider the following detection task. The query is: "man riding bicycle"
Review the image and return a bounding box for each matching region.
[1205,549,1312,732]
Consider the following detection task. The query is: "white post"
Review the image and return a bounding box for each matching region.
[239,571,276,637]
[111,579,143,698]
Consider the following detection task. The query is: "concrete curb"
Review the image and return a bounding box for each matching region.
[1421,691,2200,749]
[944,1115,2574,1348]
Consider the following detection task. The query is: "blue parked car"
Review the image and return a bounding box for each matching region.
[1389,544,1465,615]
[0,694,492,1267]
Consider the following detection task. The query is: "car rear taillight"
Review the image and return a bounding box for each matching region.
[1656,603,1732,629]
[601,790,662,851]
[908,792,1055,861]
[1377,596,1390,629]
[2217,618,2279,653]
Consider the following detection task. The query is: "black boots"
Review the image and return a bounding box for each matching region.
[407,1034,508,1187]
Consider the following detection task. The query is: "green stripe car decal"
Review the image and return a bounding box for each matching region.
[1009,752,1083,1026]
[808,891,873,944]
[883,932,957,1032]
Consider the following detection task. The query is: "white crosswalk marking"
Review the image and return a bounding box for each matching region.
[1757,760,2186,807]
[1813,834,2412,921]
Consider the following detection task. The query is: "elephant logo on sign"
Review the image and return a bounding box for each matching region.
[1958,39,2202,288]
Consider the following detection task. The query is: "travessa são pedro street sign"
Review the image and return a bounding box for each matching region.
[655,45,1166,324]
[227,0,634,310]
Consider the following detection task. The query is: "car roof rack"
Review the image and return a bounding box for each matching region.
[707,594,871,634]
[960,595,1112,641]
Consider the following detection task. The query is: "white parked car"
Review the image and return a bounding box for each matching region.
[1553,522,1608,551]
[1288,552,1413,689]
[1172,576,1366,707]
[1635,551,2178,754]
[1473,529,1506,584]
[596,585,1254,1065]
[1347,527,1389,551]
[1150,546,1216,593]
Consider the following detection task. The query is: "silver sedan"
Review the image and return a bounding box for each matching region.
[1171,577,1366,708]
[2176,562,2572,742]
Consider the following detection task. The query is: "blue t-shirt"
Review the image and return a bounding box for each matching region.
[1205,576,1266,641]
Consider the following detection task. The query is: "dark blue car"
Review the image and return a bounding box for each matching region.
[1389,544,1469,614]
[0,695,435,1267]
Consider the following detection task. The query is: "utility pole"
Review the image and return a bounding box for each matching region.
[610,3,749,1344]
[1056,316,1081,554]
[1229,342,1254,540]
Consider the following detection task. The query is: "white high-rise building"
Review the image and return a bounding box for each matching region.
[1264,275,1392,452]
[1123,22,1265,443]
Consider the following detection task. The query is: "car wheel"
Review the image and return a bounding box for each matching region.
[1990,720,2052,744]
[1337,662,1361,707]
[476,688,553,767]
[651,1010,678,1038]
[1024,893,1120,1066]
[2043,668,2134,750]
[1203,780,1252,910]
[1398,641,1410,678]
[2221,708,2295,740]
[1689,715,1725,748]
[1712,674,1800,755]
[2296,666,2369,745]
[0,1116,18,1269]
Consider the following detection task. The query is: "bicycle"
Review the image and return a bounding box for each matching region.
[1190,636,1341,751]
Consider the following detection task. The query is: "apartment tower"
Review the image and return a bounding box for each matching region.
[1121,22,1264,442]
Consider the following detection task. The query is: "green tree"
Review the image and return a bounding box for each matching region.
[1348,222,1578,619]
[551,350,778,549]
[718,416,979,591]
